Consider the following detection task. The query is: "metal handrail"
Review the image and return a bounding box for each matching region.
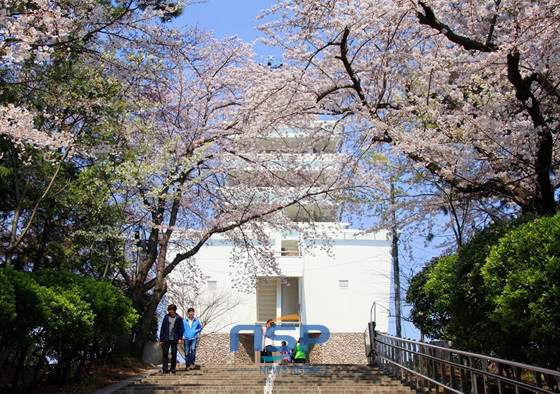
[370,300,376,324]
[373,332,560,393]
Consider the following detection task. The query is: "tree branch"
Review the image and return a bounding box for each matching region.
[417,1,495,52]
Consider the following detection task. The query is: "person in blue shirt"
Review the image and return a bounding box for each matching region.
[159,304,184,374]
[183,307,203,370]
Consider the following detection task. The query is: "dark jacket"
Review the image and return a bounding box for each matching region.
[159,314,184,342]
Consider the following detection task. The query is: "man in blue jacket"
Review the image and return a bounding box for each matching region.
[159,304,184,374]
[183,307,203,370]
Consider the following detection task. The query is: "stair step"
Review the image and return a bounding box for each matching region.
[114,364,415,393]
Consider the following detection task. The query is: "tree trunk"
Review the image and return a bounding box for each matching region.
[129,279,167,358]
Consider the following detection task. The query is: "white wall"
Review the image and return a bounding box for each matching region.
[167,227,392,335]
[167,240,258,332]
[298,230,392,333]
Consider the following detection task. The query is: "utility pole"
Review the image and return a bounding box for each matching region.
[391,181,402,338]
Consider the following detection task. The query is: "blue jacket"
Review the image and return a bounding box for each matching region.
[183,317,203,340]
[159,314,184,342]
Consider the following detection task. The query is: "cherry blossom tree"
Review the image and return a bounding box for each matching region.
[0,1,185,266]
[0,0,184,148]
[256,0,560,245]
[98,27,368,356]
[2,1,368,357]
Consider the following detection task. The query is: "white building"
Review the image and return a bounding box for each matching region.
[166,124,392,364]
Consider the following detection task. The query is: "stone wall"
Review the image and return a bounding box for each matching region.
[195,333,256,364]
[308,332,367,364]
[183,332,367,365]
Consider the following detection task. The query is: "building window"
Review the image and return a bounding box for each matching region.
[256,277,299,323]
[339,280,349,290]
[207,281,217,291]
[281,239,300,256]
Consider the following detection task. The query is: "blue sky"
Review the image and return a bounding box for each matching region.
[179,0,273,41]
[177,0,280,61]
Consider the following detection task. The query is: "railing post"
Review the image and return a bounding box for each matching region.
[413,341,420,392]
[397,337,403,382]
[469,356,479,394]
[497,362,505,394]
[513,365,524,394]
[459,354,467,393]
[420,341,427,393]
[404,339,411,386]
[389,337,394,376]
[432,346,439,393]
[438,347,447,390]
[533,368,542,389]
[483,359,491,394]
[394,336,400,378]
[448,350,456,390]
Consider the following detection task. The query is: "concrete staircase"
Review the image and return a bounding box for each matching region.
[115,363,415,393]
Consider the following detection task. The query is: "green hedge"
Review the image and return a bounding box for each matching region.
[0,268,138,384]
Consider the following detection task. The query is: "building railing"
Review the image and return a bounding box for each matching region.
[372,332,560,393]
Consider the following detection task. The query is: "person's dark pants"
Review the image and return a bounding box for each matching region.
[260,345,275,363]
[162,341,178,372]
